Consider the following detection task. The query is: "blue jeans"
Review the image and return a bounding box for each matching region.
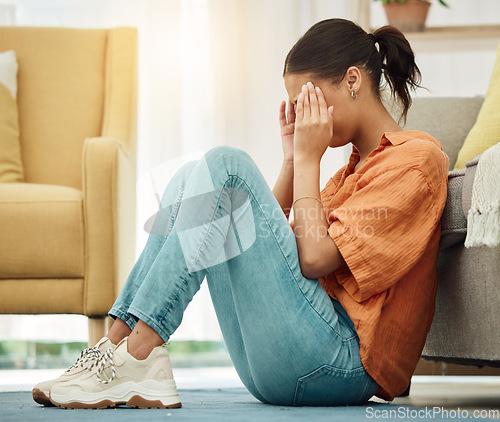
[110,146,379,406]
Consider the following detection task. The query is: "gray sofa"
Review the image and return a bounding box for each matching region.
[404,97,500,368]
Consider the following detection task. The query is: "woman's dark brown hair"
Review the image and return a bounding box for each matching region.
[283,18,422,123]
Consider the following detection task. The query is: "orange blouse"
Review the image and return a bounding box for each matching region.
[305,131,448,400]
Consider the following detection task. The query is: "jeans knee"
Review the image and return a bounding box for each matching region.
[203,146,258,184]
[159,159,199,207]
[175,159,199,181]
[164,159,198,190]
[204,146,251,164]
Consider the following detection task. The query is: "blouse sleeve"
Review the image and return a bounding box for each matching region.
[327,167,446,302]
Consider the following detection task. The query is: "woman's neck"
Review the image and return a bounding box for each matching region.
[351,99,402,169]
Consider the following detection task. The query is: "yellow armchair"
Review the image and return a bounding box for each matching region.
[0,27,137,345]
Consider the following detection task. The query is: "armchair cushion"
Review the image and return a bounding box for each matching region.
[0,183,84,278]
[0,50,23,182]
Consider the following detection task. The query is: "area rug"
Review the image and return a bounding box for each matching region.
[0,388,494,422]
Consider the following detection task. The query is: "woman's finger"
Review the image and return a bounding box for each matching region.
[315,86,328,118]
[296,91,304,121]
[308,82,319,118]
[287,99,296,125]
[279,100,287,128]
[302,84,310,119]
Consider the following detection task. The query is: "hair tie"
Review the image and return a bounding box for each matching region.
[368,33,377,44]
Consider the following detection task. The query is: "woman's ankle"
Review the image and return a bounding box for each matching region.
[127,320,165,360]
[106,318,132,345]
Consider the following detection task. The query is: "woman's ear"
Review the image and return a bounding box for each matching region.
[345,66,362,92]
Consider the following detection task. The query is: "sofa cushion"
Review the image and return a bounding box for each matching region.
[0,50,24,183]
[0,183,84,278]
[404,97,484,171]
[454,43,500,170]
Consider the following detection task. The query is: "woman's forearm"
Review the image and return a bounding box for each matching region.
[293,157,327,260]
[272,160,294,219]
[293,157,343,279]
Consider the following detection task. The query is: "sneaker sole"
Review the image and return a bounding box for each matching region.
[32,388,55,407]
[128,395,182,409]
[50,396,182,409]
[50,380,182,409]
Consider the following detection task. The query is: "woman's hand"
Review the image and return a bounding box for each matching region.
[279,99,296,162]
[294,82,334,163]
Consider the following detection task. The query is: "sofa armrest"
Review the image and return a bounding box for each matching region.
[82,137,136,316]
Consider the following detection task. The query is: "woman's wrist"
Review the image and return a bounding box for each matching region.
[279,160,295,180]
[293,154,320,168]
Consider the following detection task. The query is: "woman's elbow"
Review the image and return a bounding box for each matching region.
[298,251,343,280]
[299,256,323,280]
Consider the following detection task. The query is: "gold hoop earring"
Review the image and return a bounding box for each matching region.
[351,90,358,100]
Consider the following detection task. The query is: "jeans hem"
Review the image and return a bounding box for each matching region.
[128,306,172,343]
[108,307,137,332]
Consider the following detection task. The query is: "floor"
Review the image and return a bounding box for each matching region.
[1,368,499,421]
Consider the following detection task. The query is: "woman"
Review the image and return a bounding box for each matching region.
[33,18,449,409]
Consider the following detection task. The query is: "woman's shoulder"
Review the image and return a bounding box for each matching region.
[320,164,347,200]
[384,130,441,151]
[381,130,450,185]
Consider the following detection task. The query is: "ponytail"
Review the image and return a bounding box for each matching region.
[284,19,423,124]
[372,26,422,123]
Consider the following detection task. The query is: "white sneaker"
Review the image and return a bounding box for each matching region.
[32,337,115,406]
[49,337,182,409]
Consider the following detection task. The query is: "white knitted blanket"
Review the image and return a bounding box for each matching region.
[465,142,500,248]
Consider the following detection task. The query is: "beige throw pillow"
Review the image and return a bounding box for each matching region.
[0,50,24,182]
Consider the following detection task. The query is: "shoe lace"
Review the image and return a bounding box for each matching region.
[66,346,103,372]
[86,347,116,384]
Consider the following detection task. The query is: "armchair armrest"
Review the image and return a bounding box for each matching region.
[82,137,136,316]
